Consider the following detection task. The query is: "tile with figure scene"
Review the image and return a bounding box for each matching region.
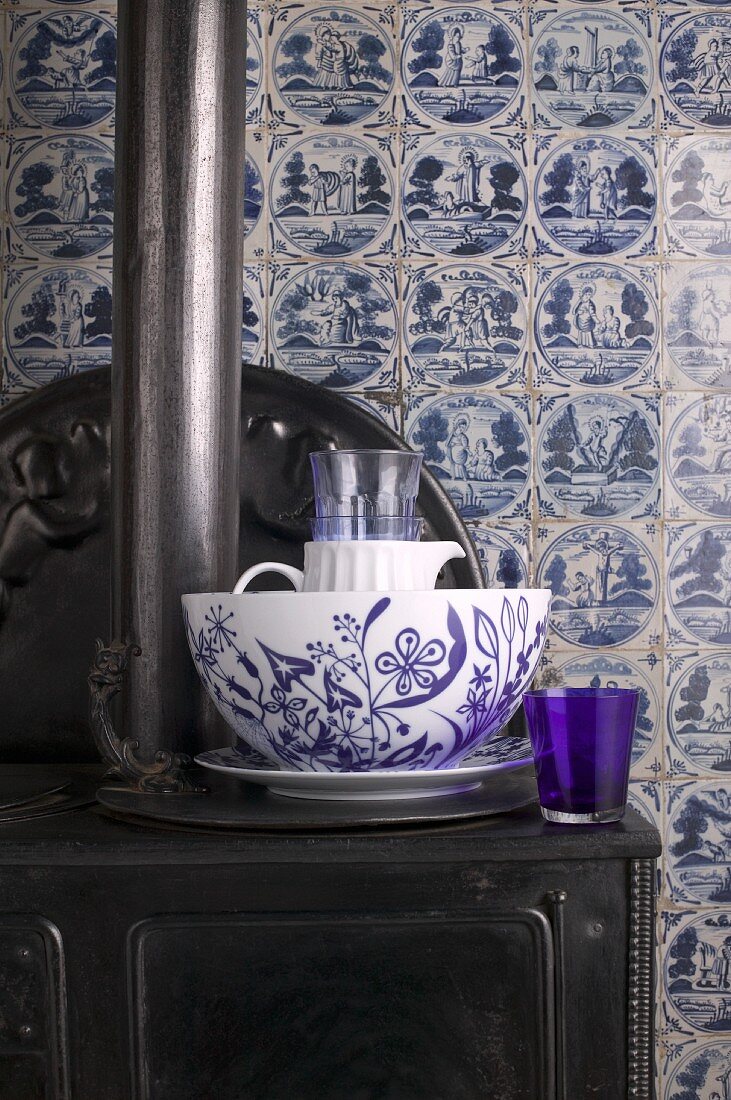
[532,132,658,260]
[268,259,398,391]
[268,3,397,132]
[400,5,525,130]
[4,263,111,392]
[665,393,731,521]
[663,135,731,261]
[244,137,267,259]
[537,648,662,776]
[535,391,661,521]
[402,260,528,390]
[400,129,528,261]
[246,4,265,129]
[6,133,114,262]
[666,523,731,649]
[242,263,267,367]
[530,5,654,132]
[660,10,731,132]
[532,259,660,390]
[666,783,731,908]
[663,261,731,390]
[8,9,116,132]
[465,521,531,589]
[536,520,661,650]
[662,1035,731,1100]
[667,651,731,779]
[268,130,396,260]
[404,390,531,521]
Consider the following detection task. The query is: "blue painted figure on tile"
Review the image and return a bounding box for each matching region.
[402,8,522,126]
[405,264,526,387]
[555,652,657,767]
[535,262,658,386]
[532,9,651,129]
[666,910,731,1030]
[535,136,655,256]
[407,394,529,520]
[666,1040,731,1100]
[538,394,659,519]
[669,653,731,774]
[402,133,526,257]
[5,267,111,389]
[11,12,116,129]
[7,136,113,259]
[668,397,731,518]
[271,134,393,257]
[666,264,731,386]
[468,526,528,589]
[273,7,394,126]
[270,263,397,388]
[662,14,731,130]
[244,151,263,241]
[537,523,657,646]
[665,138,731,257]
[667,525,731,646]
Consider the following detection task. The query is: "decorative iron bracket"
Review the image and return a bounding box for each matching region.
[89,640,206,793]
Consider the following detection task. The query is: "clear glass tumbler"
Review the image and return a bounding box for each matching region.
[523,687,640,824]
[310,450,422,522]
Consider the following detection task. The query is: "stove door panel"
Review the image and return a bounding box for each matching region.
[128,910,555,1100]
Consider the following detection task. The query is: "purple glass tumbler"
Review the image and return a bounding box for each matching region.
[523,687,640,824]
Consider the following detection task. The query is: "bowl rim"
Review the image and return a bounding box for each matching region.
[182,588,553,601]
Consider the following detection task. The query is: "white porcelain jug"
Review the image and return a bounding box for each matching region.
[233,540,466,594]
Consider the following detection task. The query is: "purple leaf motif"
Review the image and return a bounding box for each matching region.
[501,597,516,643]
[258,641,315,691]
[474,606,499,662]
[324,667,362,713]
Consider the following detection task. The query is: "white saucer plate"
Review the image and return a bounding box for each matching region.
[195,737,533,801]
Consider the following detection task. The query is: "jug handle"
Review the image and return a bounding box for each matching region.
[233,563,304,594]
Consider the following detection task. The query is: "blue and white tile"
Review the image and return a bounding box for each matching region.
[536,520,662,650]
[666,523,731,649]
[7,8,116,132]
[268,258,399,392]
[529,5,655,132]
[629,778,665,833]
[5,132,114,263]
[532,259,660,390]
[3,262,112,392]
[531,131,659,260]
[268,2,398,133]
[535,391,661,521]
[268,129,397,260]
[665,393,731,521]
[246,2,266,129]
[400,4,526,132]
[242,262,267,367]
[660,8,731,132]
[244,135,267,260]
[667,651,731,779]
[537,648,663,777]
[663,260,731,390]
[466,520,531,588]
[402,259,529,391]
[661,1033,731,1100]
[666,782,731,906]
[404,390,532,520]
[662,135,731,261]
[343,392,401,433]
[399,129,528,261]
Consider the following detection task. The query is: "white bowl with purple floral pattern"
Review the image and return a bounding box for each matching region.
[182,589,551,773]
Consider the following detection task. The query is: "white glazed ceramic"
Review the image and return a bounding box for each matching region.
[233,540,466,594]
[182,588,551,772]
[195,736,532,800]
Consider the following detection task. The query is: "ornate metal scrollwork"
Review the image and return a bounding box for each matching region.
[89,640,206,793]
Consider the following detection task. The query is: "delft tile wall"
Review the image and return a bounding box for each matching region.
[0,0,730,1094]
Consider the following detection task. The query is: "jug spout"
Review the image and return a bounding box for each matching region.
[419,541,466,588]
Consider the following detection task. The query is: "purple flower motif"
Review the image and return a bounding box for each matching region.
[205,605,237,649]
[375,628,446,697]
